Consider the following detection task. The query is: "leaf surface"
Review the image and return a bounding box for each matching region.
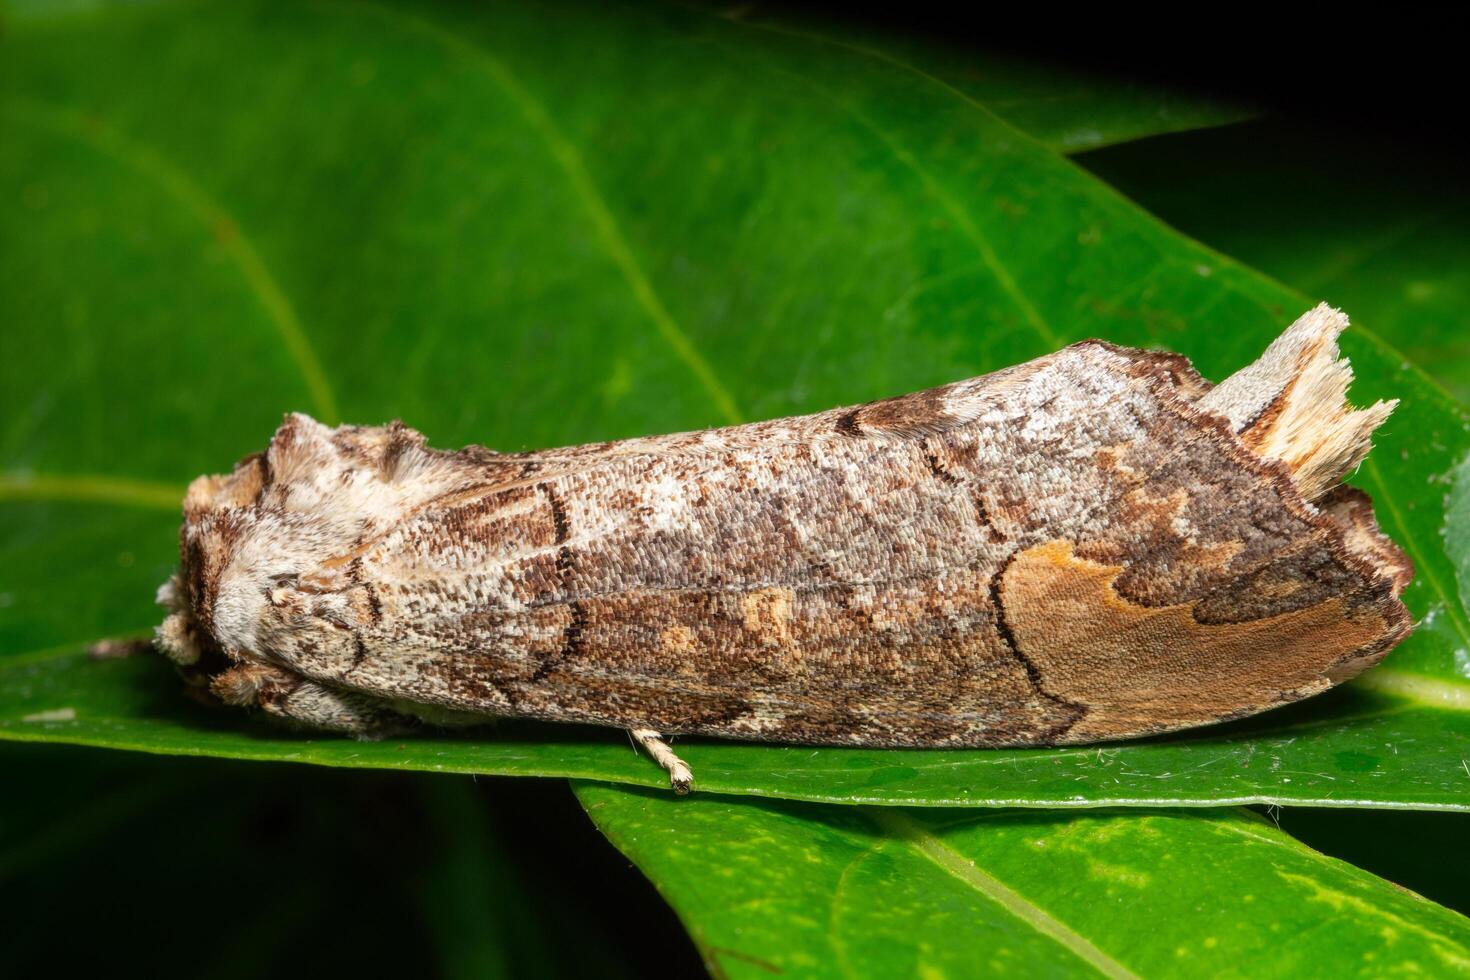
[1082,120,1470,400]
[2,0,1467,808]
[577,783,1470,978]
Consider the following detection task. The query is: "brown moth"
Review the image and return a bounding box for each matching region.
[155,305,1412,792]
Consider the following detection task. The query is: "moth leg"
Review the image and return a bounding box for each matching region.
[630,728,693,795]
[212,663,413,737]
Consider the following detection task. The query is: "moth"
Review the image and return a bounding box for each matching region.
[156,305,1412,792]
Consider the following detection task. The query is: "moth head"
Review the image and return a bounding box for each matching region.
[156,494,309,669]
[155,452,271,668]
[155,413,467,671]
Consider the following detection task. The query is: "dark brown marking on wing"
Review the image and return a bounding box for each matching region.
[361,581,382,623]
[854,386,954,436]
[533,604,588,682]
[346,557,384,625]
[972,491,1007,542]
[542,483,571,544]
[534,481,588,681]
[922,444,961,484]
[989,550,1086,740]
[834,409,863,436]
[380,421,423,479]
[565,604,588,656]
[923,437,1005,542]
[428,653,522,711]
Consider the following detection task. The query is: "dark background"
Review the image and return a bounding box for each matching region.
[794,5,1470,161]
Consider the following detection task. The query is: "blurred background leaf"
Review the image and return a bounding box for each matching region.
[2,0,1467,809]
[1080,119,1470,402]
[700,3,1256,154]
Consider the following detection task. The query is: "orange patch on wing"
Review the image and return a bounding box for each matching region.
[740,587,796,645]
[660,625,698,654]
[1001,539,1391,741]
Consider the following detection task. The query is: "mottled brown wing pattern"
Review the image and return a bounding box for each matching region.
[157,310,1411,779]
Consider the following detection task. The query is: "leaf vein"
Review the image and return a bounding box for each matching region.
[0,472,183,510]
[335,0,743,425]
[2,97,340,423]
[863,808,1139,979]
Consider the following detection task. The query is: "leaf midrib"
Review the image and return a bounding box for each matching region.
[862,808,1139,979]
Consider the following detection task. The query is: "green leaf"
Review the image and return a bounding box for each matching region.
[1276,807,1470,915]
[2,0,1467,808]
[6,650,1470,809]
[577,782,1470,978]
[1448,453,1470,618]
[1081,119,1470,401]
[701,5,1256,154]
